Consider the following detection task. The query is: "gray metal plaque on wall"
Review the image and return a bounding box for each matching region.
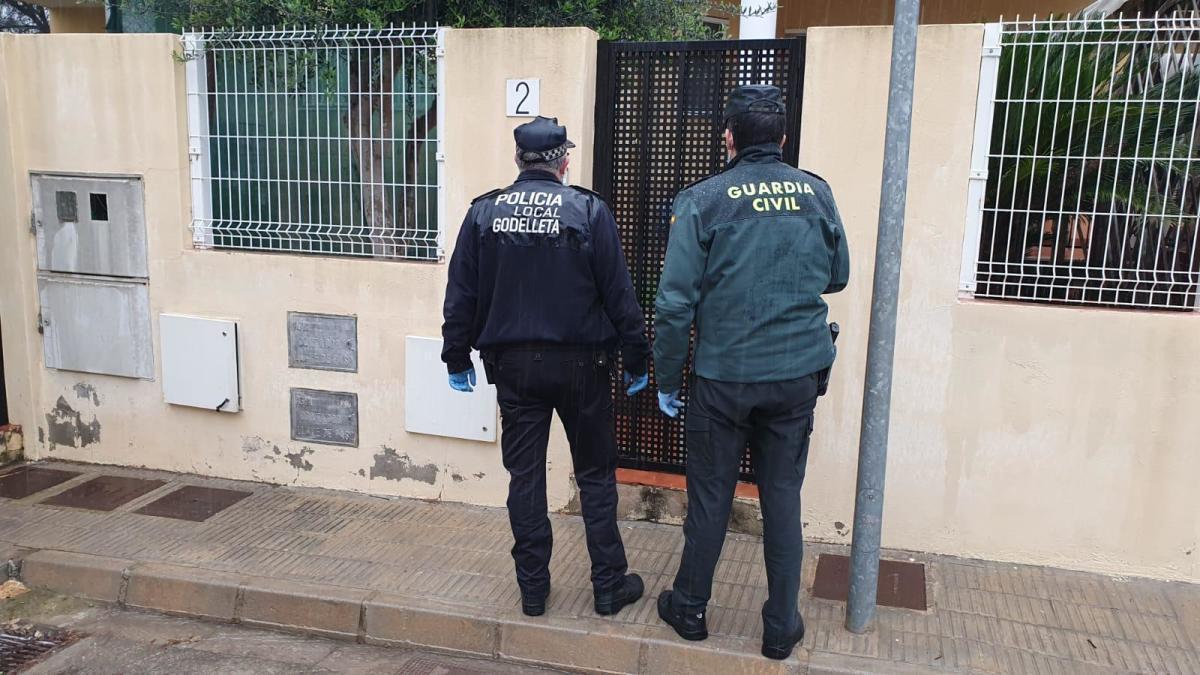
[288,312,358,372]
[290,388,359,447]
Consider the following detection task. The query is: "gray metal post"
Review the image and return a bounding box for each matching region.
[845,0,920,635]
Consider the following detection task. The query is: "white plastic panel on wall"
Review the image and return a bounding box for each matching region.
[38,274,153,379]
[32,174,148,278]
[160,314,240,413]
[404,336,497,443]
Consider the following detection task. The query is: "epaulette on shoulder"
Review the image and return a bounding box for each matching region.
[569,185,604,200]
[471,187,504,205]
[800,169,829,186]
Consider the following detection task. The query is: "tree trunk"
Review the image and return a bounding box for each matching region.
[345,53,438,259]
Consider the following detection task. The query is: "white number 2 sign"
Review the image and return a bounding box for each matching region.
[506,79,540,117]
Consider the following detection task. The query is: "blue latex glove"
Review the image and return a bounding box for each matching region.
[449,368,476,393]
[658,390,684,418]
[623,371,648,396]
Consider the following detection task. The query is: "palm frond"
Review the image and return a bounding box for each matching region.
[987,18,1200,223]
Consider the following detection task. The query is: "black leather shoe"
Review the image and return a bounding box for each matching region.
[761,614,806,660]
[656,590,708,641]
[594,574,644,616]
[521,589,548,617]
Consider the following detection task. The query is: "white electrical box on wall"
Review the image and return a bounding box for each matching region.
[160,314,241,413]
[405,336,497,443]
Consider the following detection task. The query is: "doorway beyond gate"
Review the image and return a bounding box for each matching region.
[592,38,806,481]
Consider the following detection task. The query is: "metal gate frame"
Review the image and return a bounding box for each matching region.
[593,38,806,481]
[0,319,7,427]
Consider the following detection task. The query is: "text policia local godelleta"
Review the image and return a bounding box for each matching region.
[491,191,564,235]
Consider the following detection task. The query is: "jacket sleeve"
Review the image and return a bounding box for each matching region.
[653,191,709,393]
[441,209,479,374]
[825,199,850,294]
[590,199,650,375]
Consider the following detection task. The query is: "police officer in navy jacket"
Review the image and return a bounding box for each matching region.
[442,116,650,618]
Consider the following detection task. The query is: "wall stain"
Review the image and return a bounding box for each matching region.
[473,472,486,480]
[241,436,283,464]
[370,447,439,484]
[357,469,366,477]
[72,383,101,407]
[833,521,849,537]
[451,473,465,483]
[38,427,45,446]
[44,397,100,451]
[285,447,315,471]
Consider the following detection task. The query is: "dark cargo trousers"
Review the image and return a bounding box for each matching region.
[490,348,629,597]
[671,374,819,640]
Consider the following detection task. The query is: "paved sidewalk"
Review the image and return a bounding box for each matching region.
[4,589,561,674]
[0,462,1197,674]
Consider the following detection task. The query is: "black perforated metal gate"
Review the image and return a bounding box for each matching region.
[592,38,806,481]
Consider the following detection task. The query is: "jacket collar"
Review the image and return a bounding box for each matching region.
[515,169,562,183]
[726,142,784,170]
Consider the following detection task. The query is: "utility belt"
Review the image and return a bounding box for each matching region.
[480,342,615,382]
[816,322,841,397]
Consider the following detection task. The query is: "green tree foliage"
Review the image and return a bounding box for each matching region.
[122,0,726,41]
[442,0,719,40]
[0,0,49,33]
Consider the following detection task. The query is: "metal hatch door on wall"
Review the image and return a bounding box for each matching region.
[32,173,153,380]
[32,174,148,279]
[592,38,806,481]
[37,275,153,380]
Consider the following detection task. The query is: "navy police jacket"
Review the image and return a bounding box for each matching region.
[441,169,650,377]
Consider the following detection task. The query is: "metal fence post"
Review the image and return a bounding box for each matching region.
[846,0,920,635]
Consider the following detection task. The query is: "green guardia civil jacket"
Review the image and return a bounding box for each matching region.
[653,143,850,391]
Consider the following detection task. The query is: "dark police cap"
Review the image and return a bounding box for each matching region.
[514,116,576,162]
[723,84,786,121]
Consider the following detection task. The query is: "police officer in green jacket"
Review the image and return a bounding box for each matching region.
[653,85,850,661]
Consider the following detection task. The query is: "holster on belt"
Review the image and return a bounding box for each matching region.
[816,322,840,397]
[480,350,497,384]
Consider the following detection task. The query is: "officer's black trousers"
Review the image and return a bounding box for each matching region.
[671,374,819,640]
[492,349,629,597]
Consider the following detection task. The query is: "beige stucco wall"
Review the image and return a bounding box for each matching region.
[0,28,598,510]
[800,24,1200,582]
[2,25,1197,583]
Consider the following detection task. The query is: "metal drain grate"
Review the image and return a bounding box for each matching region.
[0,467,81,500]
[40,475,165,512]
[811,553,929,611]
[135,486,251,522]
[0,626,75,672]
